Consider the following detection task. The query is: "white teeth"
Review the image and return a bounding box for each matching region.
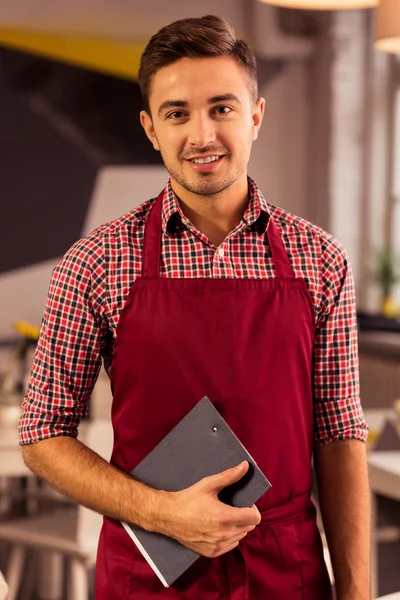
[192,155,220,164]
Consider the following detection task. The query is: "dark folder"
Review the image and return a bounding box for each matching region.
[121,396,272,587]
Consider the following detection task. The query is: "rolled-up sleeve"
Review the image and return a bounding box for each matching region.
[19,238,105,445]
[313,242,368,446]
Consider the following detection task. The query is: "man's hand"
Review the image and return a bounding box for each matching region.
[154,461,261,558]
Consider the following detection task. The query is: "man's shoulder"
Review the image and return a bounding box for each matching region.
[58,197,157,270]
[268,203,347,261]
[85,197,157,242]
[69,198,156,251]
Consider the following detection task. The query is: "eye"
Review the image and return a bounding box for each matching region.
[214,106,232,115]
[166,111,186,120]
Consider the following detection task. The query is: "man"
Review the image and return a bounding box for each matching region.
[19,14,370,600]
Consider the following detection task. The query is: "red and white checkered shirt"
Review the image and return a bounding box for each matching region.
[19,177,368,447]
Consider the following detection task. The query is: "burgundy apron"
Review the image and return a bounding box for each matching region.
[95,190,332,599]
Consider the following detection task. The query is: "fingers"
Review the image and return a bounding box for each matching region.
[203,461,249,493]
[234,523,257,534]
[226,505,261,527]
[212,541,239,557]
[225,530,248,546]
[206,526,253,558]
[208,540,240,558]
[212,536,245,558]
[235,508,261,528]
[247,504,262,524]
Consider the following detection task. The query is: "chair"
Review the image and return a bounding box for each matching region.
[0,420,113,600]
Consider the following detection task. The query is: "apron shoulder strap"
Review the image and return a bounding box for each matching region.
[266,217,296,279]
[141,190,164,278]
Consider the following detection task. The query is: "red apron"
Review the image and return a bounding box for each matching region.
[95,190,332,599]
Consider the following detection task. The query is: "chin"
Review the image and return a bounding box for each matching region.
[188,181,231,197]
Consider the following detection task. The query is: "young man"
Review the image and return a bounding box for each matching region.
[19,15,370,600]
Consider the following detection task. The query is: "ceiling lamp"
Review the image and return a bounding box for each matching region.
[261,0,378,9]
[375,0,400,54]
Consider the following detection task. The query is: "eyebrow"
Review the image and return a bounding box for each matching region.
[157,93,242,116]
[208,94,242,105]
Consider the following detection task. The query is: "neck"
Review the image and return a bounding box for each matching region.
[170,174,249,247]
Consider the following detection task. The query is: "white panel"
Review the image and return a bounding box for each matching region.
[83,165,168,236]
[0,259,57,338]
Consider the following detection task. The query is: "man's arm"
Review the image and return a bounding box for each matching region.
[312,240,370,598]
[23,437,260,557]
[22,436,164,528]
[314,439,370,600]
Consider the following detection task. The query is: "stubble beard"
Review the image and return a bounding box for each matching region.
[162,153,249,198]
[172,171,237,197]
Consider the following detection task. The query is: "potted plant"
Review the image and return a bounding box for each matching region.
[374,248,400,317]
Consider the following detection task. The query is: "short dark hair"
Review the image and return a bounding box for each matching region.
[138,15,258,114]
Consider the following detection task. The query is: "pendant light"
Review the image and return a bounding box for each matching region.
[260,0,378,10]
[375,0,400,54]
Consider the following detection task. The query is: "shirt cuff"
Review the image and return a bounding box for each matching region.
[314,396,369,447]
[18,410,80,446]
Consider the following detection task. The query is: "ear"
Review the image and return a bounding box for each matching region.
[140,110,160,151]
[251,98,265,142]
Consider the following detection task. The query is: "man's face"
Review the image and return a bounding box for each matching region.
[141,56,264,198]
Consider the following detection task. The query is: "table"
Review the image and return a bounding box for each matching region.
[368,451,400,599]
[0,423,88,600]
[368,452,400,501]
[0,423,89,478]
[0,427,31,478]
[0,426,32,518]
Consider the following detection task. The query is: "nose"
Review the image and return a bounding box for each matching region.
[187,113,217,148]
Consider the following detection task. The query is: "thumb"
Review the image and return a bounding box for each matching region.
[205,461,249,493]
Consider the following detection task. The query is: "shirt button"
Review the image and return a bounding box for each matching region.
[217,248,224,258]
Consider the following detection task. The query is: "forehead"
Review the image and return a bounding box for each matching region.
[148,56,250,111]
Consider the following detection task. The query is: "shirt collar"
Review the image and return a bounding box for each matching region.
[243,177,270,232]
[162,180,188,235]
[161,177,270,236]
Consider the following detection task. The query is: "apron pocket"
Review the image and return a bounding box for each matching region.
[246,520,304,599]
[246,510,332,600]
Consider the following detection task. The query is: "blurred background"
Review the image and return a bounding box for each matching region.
[0,1,400,599]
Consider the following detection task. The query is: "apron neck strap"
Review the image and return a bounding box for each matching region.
[266,217,295,279]
[141,191,295,280]
[141,190,164,278]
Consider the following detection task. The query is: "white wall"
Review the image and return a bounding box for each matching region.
[249,61,310,220]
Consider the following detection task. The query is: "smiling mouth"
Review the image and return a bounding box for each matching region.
[188,155,224,164]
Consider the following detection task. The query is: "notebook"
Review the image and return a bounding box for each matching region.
[121,396,271,587]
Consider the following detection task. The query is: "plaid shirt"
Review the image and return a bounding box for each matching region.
[19,177,368,447]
